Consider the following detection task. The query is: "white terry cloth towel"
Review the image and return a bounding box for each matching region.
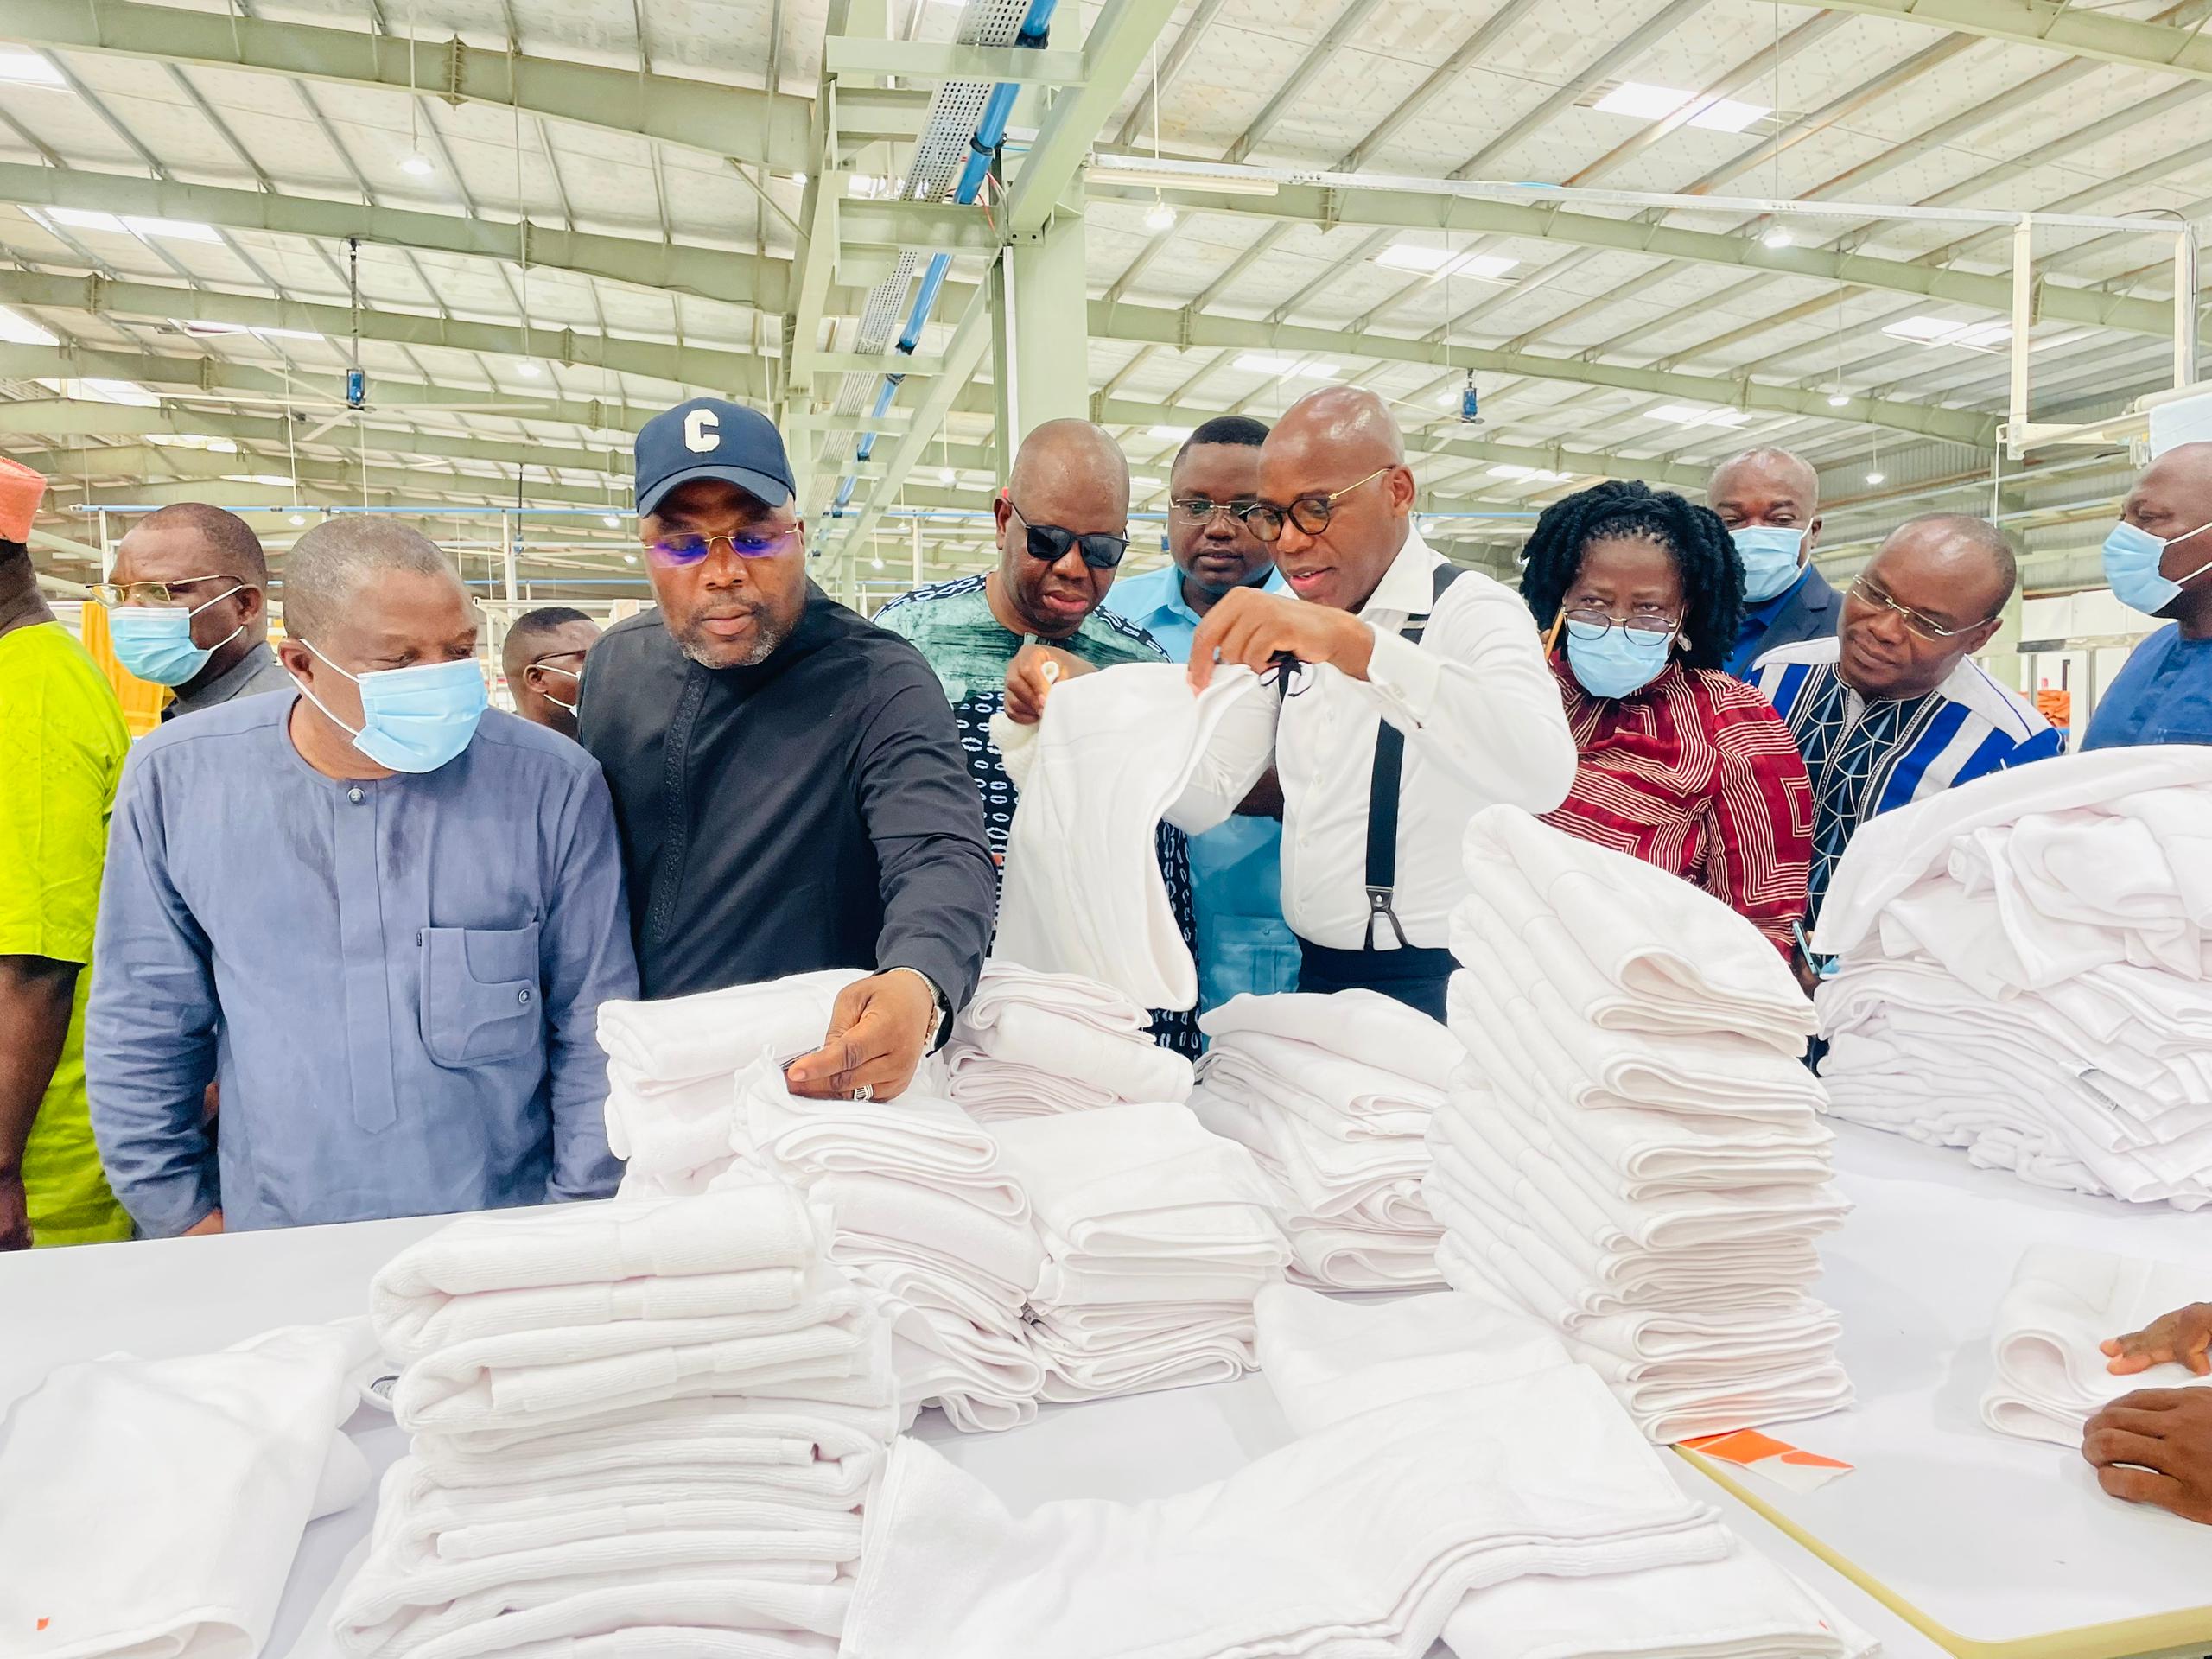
[2,1321,377,1659]
[1450,951,1826,1123]
[373,1188,823,1317]
[1980,1242,2212,1446]
[990,1102,1291,1269]
[594,969,864,1089]
[410,1396,892,1500]
[992,663,1272,1012]
[1813,747,2212,962]
[1195,1041,1440,1143]
[1029,1304,1261,1402]
[372,1456,864,1563]
[1459,805,1818,1048]
[806,1172,1042,1309]
[1200,988,1467,1093]
[1254,1283,1568,1436]
[727,1055,1027,1215]
[388,1265,882,1434]
[949,963,1195,1109]
[1441,1541,1878,1659]
[840,1368,1732,1659]
[334,1562,855,1659]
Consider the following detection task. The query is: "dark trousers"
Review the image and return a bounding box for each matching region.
[1294,938,1456,1024]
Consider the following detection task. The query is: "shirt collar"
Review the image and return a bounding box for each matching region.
[173,639,278,715]
[1121,562,1288,629]
[1355,522,1443,620]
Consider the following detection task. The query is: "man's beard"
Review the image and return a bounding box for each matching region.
[677,607,794,668]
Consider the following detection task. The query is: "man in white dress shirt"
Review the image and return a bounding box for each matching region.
[1007,387,1573,1020]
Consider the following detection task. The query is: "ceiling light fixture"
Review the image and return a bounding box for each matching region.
[289,513,307,526]
[623,552,639,564]
[1234,352,1338,378]
[1144,195,1176,233]
[518,362,543,378]
[1643,403,1751,429]
[1373,245,1517,283]
[939,466,956,485]
[224,474,298,487]
[1592,82,1768,132]
[1759,226,1790,249]
[791,171,808,188]
[1827,391,1850,407]
[0,51,66,87]
[1088,162,1280,197]
[601,513,620,528]
[1866,469,1885,485]
[401,153,435,177]
[871,556,885,571]
[123,216,223,243]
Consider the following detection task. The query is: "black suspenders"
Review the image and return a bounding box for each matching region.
[1363,563,1465,951]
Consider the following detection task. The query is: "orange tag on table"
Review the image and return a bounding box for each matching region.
[1681,1427,1853,1494]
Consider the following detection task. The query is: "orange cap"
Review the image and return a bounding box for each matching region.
[0,457,47,543]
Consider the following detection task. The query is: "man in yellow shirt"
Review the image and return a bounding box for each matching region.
[0,457,131,1246]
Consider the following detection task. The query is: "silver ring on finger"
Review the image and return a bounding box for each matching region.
[849,1084,874,1103]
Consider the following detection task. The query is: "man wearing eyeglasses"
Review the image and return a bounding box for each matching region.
[1096,414,1300,1015]
[1752,512,2059,936]
[100,503,292,719]
[876,417,1205,1054]
[500,606,600,740]
[1017,385,1575,1025]
[576,398,996,1105]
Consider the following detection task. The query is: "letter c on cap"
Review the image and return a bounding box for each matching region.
[683,409,719,453]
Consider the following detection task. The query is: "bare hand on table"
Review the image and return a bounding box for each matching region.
[784,971,938,1103]
[1186,588,1371,690]
[1003,645,1094,726]
[2103,1303,2212,1376]
[2082,1389,2212,1525]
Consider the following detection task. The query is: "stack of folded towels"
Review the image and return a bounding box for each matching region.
[1980,1241,2212,1446]
[599,970,864,1198]
[942,962,1193,1120]
[1189,989,1461,1289]
[1813,747,2212,1209]
[989,1101,1291,1402]
[332,1186,898,1658]
[1427,804,1853,1442]
[709,1054,1045,1433]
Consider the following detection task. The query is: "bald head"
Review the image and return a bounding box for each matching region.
[1840,512,2015,700]
[118,502,267,586]
[1008,418,1129,512]
[283,518,465,648]
[2125,442,2212,541]
[1257,386,1416,612]
[993,419,1133,640]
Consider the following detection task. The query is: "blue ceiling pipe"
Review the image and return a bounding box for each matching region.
[830,0,1059,515]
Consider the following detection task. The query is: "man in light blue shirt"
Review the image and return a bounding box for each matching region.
[1101,415,1300,1013]
[85,518,636,1236]
[2083,442,2212,750]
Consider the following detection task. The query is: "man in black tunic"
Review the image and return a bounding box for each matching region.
[578,397,996,1103]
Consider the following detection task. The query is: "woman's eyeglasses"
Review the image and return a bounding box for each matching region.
[1245,466,1392,544]
[1008,500,1128,569]
[1561,609,1681,646]
[647,527,800,565]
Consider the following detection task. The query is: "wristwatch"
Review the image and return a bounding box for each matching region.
[884,965,952,1050]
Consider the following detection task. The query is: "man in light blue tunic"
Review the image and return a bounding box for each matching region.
[1100,416,1300,1014]
[85,518,636,1236]
[2083,442,2212,751]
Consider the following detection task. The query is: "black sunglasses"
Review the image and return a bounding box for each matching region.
[1007,499,1128,570]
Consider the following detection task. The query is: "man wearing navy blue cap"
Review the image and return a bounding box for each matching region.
[576,398,997,1103]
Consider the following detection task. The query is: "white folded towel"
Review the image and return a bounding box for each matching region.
[1980,1242,2212,1446]
[1253,1282,1568,1435]
[807,1171,1042,1303]
[373,1189,823,1311]
[993,663,1271,1011]
[1441,1541,1878,1659]
[1,1320,377,1659]
[991,1102,1290,1266]
[841,1368,1730,1659]
[377,1266,808,1367]
[1460,804,1816,1044]
[729,1057,1024,1211]
[1201,988,1466,1091]
[958,961,1154,1037]
[955,997,1193,1105]
[594,969,864,1086]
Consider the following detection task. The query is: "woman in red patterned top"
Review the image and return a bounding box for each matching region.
[1518,481,1812,958]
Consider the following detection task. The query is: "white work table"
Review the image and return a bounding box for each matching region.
[3,1125,2202,1658]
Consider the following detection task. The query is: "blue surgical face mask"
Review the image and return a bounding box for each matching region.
[107,588,244,686]
[1732,525,1808,603]
[1565,623,1675,700]
[2102,518,2212,617]
[293,644,487,773]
